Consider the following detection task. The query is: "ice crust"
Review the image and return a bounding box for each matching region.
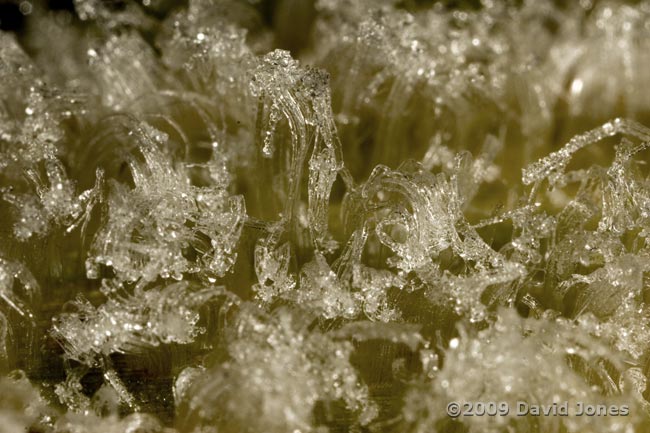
[1,1,650,433]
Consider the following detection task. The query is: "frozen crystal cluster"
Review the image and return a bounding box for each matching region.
[2,0,650,432]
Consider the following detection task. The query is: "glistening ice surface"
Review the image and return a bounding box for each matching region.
[2,0,650,432]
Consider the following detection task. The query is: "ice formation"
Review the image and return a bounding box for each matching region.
[1,1,650,433]
[85,121,245,283]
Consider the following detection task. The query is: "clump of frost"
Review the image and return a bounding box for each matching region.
[86,122,245,283]
[0,371,51,432]
[3,159,102,240]
[252,240,297,303]
[51,281,233,412]
[51,282,224,366]
[403,309,644,433]
[160,20,254,101]
[253,229,404,322]
[311,0,520,173]
[344,160,523,321]
[351,161,501,271]
[578,299,650,361]
[555,2,650,118]
[0,34,63,168]
[88,33,168,110]
[176,306,378,433]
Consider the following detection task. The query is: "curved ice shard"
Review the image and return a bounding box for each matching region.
[522,118,650,186]
[251,50,347,250]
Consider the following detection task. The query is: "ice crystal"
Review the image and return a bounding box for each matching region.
[522,118,650,186]
[0,34,76,169]
[558,2,650,118]
[3,158,102,240]
[51,282,224,366]
[254,229,404,322]
[89,34,168,111]
[176,306,377,433]
[86,122,245,283]
[0,371,51,432]
[403,309,643,433]
[51,282,233,412]
[251,49,346,250]
[0,258,39,321]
